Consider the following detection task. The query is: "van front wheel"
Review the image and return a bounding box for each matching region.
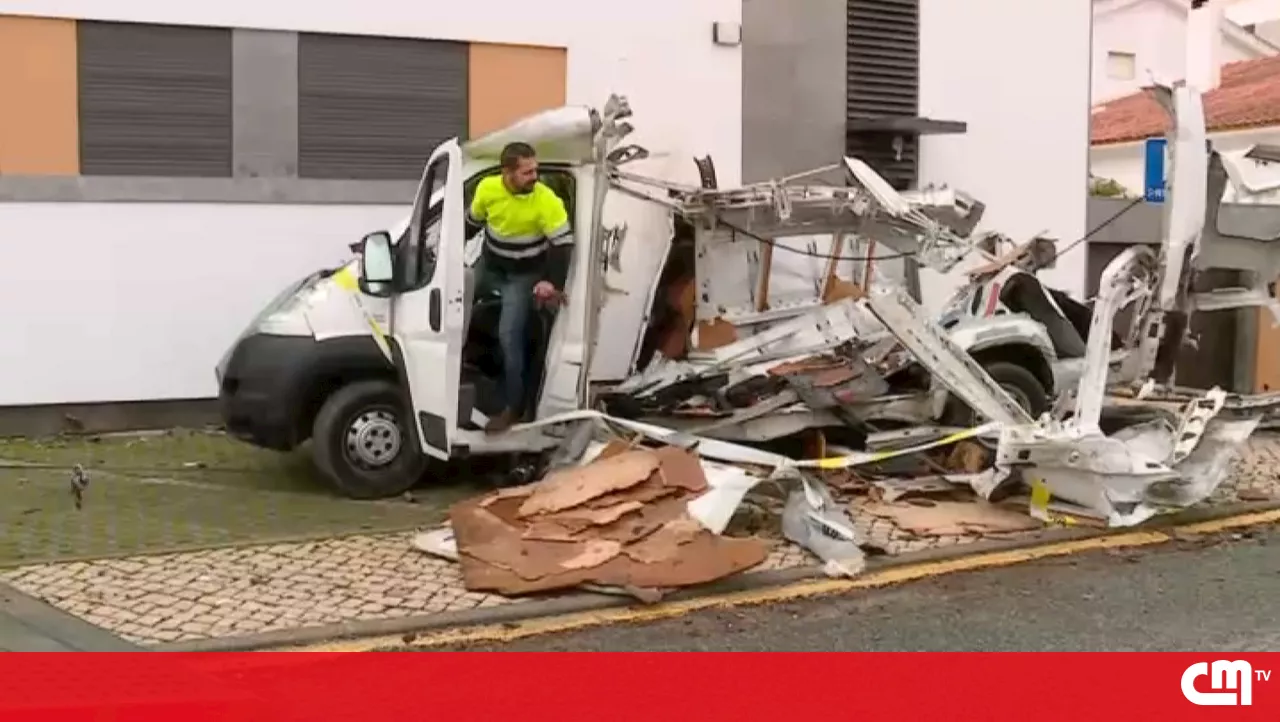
[311,379,427,500]
[941,361,1050,427]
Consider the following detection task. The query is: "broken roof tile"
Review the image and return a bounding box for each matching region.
[1092,55,1280,145]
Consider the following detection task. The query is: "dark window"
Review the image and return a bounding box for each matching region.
[77,21,232,177]
[400,155,450,288]
[297,33,468,180]
[846,0,919,189]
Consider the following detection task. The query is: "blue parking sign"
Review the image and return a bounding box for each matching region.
[1144,137,1167,203]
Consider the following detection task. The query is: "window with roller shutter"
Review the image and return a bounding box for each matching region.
[846,0,919,189]
[297,33,468,181]
[846,0,964,191]
[77,21,233,177]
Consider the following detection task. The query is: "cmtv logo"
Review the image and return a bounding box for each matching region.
[1182,660,1271,706]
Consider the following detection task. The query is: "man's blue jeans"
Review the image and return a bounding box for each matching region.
[479,263,539,416]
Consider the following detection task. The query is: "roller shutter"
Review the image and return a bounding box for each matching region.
[298,33,468,180]
[77,21,233,177]
[846,0,919,190]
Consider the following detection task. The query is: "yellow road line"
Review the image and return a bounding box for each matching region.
[1173,508,1280,534]
[272,509,1279,653]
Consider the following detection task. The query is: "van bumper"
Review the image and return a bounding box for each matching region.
[217,333,316,451]
[217,332,394,452]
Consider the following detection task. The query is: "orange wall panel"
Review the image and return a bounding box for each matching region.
[467,43,567,139]
[0,15,80,175]
[1256,283,1280,392]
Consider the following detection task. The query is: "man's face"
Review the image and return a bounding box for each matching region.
[505,157,539,194]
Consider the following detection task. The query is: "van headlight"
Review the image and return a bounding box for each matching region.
[256,297,313,336]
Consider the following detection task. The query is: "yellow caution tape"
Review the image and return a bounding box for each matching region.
[1029,477,1078,526]
[801,422,998,471]
[1029,477,1051,510]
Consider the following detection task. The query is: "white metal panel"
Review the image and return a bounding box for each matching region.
[586,189,675,381]
[392,140,466,459]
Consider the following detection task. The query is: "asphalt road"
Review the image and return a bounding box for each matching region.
[432,526,1280,652]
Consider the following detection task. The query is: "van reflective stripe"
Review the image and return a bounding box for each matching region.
[333,266,394,363]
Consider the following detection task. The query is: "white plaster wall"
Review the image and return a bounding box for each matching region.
[0,203,403,405]
[917,0,1092,309]
[1252,18,1280,46]
[1093,1,1184,103]
[0,0,742,405]
[1092,0,1268,104]
[1090,126,1280,194]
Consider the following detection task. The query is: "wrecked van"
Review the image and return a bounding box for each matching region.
[214,96,1109,499]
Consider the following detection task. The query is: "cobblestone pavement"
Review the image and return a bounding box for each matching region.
[3,435,1278,647]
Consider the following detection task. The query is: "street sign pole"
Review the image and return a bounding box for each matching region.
[1144,137,1167,204]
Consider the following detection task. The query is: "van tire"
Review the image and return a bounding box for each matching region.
[311,379,427,500]
[941,361,1050,427]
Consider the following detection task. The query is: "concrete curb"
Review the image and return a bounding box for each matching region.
[155,498,1280,652]
[0,582,145,652]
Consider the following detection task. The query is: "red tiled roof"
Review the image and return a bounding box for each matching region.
[1091,54,1280,145]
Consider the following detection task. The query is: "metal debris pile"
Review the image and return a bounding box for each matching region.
[415,78,1280,597]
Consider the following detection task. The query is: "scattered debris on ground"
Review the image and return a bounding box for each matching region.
[412,75,1280,600]
[445,444,768,601]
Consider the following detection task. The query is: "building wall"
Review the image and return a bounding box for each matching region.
[1252,18,1280,46]
[917,0,1093,306]
[0,1,743,408]
[1092,0,1271,104]
[0,0,1095,416]
[741,0,847,183]
[1091,126,1280,193]
[740,0,1093,310]
[1093,1,1188,103]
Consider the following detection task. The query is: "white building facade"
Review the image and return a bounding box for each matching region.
[0,0,1092,429]
[0,0,743,412]
[1092,0,1277,104]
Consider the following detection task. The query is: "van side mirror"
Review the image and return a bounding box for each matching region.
[359,231,395,286]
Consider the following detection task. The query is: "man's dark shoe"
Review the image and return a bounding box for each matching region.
[485,408,518,434]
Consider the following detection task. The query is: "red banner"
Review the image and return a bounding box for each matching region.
[0,653,1276,721]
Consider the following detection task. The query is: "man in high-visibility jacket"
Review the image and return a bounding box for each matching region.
[467,141,572,432]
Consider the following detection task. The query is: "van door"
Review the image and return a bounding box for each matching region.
[391,139,466,460]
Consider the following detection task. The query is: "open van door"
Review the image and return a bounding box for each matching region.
[392,139,466,460]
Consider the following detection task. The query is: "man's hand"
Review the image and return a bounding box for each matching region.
[533,280,565,307]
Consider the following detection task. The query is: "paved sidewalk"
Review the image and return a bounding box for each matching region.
[3,435,1279,647]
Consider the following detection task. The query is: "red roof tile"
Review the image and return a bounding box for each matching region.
[1091,54,1280,145]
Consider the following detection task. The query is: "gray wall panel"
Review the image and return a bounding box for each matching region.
[77,21,233,177]
[742,0,848,183]
[233,29,299,179]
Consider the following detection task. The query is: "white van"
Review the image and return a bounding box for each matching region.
[216,95,1077,500]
